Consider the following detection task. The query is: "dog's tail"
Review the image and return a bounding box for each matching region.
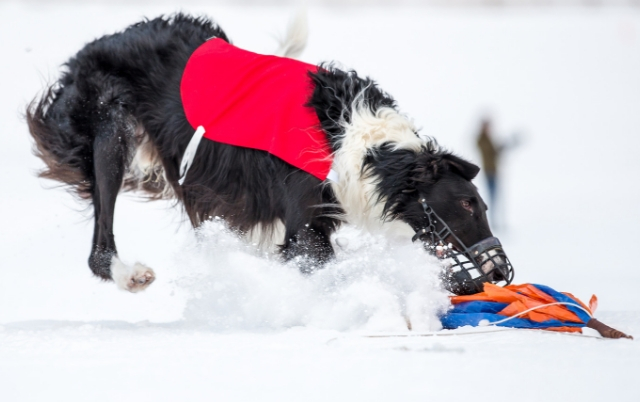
[275,8,309,59]
[26,84,93,199]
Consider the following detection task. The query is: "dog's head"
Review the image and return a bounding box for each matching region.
[406,152,490,250]
[365,144,512,294]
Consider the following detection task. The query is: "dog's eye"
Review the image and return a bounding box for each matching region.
[460,200,473,213]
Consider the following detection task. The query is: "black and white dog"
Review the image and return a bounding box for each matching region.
[27,13,512,295]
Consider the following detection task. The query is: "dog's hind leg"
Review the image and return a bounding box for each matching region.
[88,108,155,293]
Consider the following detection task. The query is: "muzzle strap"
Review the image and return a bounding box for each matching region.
[413,197,514,295]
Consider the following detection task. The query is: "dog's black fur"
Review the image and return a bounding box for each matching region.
[27,14,493,291]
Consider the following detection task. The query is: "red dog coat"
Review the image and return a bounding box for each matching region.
[180,38,333,180]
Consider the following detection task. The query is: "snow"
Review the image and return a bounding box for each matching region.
[1,1,639,400]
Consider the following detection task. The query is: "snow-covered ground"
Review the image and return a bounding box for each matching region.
[1,1,639,400]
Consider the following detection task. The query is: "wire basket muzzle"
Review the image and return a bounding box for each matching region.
[441,237,514,295]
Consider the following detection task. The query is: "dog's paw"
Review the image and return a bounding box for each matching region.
[125,263,156,292]
[111,257,156,293]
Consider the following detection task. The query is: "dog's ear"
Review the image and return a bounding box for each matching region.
[442,154,480,181]
[410,152,441,185]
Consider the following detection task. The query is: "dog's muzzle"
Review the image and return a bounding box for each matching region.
[412,198,514,295]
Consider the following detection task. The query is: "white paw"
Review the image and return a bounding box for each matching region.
[111,257,156,293]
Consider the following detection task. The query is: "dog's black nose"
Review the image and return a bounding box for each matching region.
[488,265,507,282]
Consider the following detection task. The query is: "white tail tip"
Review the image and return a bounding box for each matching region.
[275,8,309,59]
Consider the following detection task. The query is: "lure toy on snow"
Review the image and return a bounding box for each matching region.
[441,283,632,339]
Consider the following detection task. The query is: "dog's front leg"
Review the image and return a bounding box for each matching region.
[88,118,155,292]
[281,219,336,273]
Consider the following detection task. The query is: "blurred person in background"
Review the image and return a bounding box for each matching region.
[476,118,520,227]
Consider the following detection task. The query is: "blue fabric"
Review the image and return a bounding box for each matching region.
[448,301,508,314]
[441,311,586,329]
[440,284,590,330]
